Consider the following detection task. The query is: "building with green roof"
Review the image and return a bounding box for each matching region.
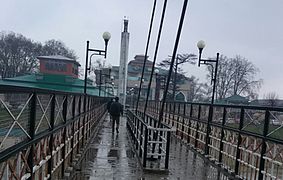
[216,94,249,105]
[0,55,113,96]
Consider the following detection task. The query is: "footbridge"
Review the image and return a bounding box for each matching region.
[1,85,283,180]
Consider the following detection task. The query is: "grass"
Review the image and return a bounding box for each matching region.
[225,123,283,140]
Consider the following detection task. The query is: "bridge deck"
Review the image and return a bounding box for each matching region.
[72,114,232,180]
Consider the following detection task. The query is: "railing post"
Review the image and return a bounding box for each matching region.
[181,103,186,140]
[61,95,68,177]
[134,115,137,137]
[235,107,244,175]
[136,119,140,149]
[188,103,193,144]
[176,103,180,134]
[77,96,81,153]
[172,102,176,126]
[205,104,213,155]
[218,107,226,163]
[143,128,148,168]
[70,95,76,163]
[258,110,270,180]
[158,101,161,118]
[139,124,144,157]
[28,92,36,180]
[82,94,87,148]
[172,102,175,126]
[85,96,90,140]
[165,131,171,169]
[166,102,169,124]
[194,105,201,148]
[158,130,163,159]
[156,101,158,115]
[48,94,55,179]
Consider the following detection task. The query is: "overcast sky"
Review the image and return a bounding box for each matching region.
[1,0,283,98]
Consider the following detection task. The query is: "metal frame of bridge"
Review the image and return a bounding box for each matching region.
[137,100,283,180]
[0,84,108,179]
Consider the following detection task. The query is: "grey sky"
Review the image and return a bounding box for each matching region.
[1,0,283,98]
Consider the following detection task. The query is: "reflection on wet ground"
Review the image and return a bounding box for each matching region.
[73,115,233,180]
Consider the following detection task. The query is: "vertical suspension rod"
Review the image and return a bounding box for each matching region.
[143,0,168,117]
[135,0,157,113]
[157,0,189,128]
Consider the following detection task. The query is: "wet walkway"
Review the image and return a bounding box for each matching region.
[73,115,233,180]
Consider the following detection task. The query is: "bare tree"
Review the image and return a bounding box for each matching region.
[187,76,210,102]
[0,32,42,78]
[231,55,262,96]
[206,54,262,100]
[42,39,78,60]
[0,32,78,79]
[264,92,279,107]
[158,53,197,100]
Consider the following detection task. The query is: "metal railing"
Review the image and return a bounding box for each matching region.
[126,109,173,171]
[0,85,108,180]
[144,100,283,180]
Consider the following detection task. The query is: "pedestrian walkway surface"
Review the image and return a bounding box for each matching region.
[73,115,232,180]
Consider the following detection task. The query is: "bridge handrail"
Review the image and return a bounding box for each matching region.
[147,126,175,132]
[126,109,171,171]
[143,100,283,179]
[0,84,109,179]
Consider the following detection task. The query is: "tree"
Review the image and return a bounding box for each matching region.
[158,53,197,100]
[41,39,78,60]
[187,76,210,102]
[0,32,78,79]
[0,32,42,78]
[206,55,262,100]
[264,92,279,107]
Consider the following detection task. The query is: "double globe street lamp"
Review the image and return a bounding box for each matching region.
[84,32,111,94]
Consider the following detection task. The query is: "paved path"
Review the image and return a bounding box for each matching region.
[73,115,233,180]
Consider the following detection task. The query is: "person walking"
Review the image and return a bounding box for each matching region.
[109,97,123,133]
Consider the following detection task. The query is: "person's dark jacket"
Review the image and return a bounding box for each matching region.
[109,102,123,116]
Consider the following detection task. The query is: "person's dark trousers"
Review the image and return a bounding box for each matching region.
[112,115,120,133]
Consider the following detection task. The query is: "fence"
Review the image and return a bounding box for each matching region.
[0,85,108,180]
[143,100,283,180]
[126,109,173,171]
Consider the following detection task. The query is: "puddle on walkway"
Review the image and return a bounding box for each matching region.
[72,116,233,180]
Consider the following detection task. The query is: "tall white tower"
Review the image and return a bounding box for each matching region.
[118,18,130,107]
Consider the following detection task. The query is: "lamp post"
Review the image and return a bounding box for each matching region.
[154,69,160,101]
[197,40,219,155]
[98,68,102,96]
[108,64,112,79]
[108,75,114,96]
[98,69,113,97]
[84,32,111,95]
[129,88,134,108]
[197,40,219,104]
[134,84,138,108]
[111,81,115,95]
[107,65,112,96]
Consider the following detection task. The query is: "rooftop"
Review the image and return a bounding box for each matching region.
[37,55,81,66]
[0,74,112,96]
